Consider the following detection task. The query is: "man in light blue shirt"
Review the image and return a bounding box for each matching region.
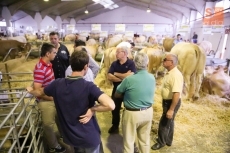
[174,34,183,44]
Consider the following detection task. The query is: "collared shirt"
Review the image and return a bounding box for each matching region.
[88,55,100,78]
[51,43,70,79]
[44,77,103,148]
[161,66,183,99]
[34,58,54,87]
[174,39,183,44]
[116,70,155,109]
[108,58,136,87]
[65,66,94,82]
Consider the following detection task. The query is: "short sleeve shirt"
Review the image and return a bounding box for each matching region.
[108,58,136,87]
[51,43,70,79]
[44,77,103,148]
[161,67,183,99]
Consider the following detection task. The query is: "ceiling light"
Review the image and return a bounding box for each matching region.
[44,0,49,1]
[147,7,151,13]
[85,9,89,14]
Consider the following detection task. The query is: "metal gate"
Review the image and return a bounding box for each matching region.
[0,71,44,153]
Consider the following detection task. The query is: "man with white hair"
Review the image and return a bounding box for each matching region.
[115,52,156,153]
[107,45,136,134]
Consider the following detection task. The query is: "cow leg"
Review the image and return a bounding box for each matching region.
[193,74,203,100]
[184,75,191,99]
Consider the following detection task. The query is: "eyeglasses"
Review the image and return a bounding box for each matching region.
[116,51,124,54]
[163,58,173,62]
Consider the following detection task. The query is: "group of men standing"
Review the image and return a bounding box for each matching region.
[27,32,184,153]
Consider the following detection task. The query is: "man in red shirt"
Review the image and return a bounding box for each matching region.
[33,43,65,153]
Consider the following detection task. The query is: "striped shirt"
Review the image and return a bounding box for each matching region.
[34,58,54,87]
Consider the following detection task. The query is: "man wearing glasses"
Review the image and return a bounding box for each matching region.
[151,53,183,150]
[107,45,136,134]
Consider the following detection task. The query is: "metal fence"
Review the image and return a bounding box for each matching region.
[0,71,44,153]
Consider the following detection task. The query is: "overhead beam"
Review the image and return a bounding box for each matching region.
[150,0,190,19]
[124,0,180,20]
[8,0,33,16]
[40,2,71,19]
[60,2,96,21]
[184,0,206,14]
[124,2,177,23]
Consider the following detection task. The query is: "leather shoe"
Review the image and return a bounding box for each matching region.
[166,143,171,146]
[151,143,164,150]
[108,126,119,134]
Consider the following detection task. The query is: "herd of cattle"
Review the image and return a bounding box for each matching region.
[0,33,229,101]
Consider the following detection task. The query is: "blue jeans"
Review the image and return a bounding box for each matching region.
[74,144,100,153]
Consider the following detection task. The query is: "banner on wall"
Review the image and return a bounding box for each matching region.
[125,31,134,37]
[100,31,108,37]
[203,2,224,25]
[66,24,75,31]
[178,25,190,32]
[91,24,101,31]
[203,27,212,34]
[79,31,89,37]
[143,24,154,32]
[211,25,225,33]
[115,24,126,32]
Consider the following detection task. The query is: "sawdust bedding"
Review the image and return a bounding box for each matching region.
[1,57,229,152]
[94,67,230,153]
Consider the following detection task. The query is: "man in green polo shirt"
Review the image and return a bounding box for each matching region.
[115,52,156,153]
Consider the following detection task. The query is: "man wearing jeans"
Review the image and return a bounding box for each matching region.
[151,53,183,150]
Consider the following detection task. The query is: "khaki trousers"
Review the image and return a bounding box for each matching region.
[37,101,59,148]
[122,107,153,153]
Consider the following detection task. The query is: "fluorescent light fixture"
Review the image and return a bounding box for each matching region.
[147,7,151,13]
[44,0,49,1]
[93,0,118,9]
[113,4,119,8]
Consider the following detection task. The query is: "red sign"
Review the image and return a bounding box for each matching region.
[203,7,224,25]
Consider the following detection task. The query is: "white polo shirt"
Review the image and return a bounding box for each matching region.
[161,66,183,99]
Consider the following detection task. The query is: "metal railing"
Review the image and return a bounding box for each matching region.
[0,71,45,153]
[0,92,44,153]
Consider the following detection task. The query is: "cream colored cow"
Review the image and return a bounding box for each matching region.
[139,47,164,78]
[170,42,206,100]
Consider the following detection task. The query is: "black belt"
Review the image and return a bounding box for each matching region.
[125,106,151,111]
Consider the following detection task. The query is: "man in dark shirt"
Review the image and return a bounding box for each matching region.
[27,50,115,153]
[192,32,198,44]
[107,45,136,134]
[49,31,70,79]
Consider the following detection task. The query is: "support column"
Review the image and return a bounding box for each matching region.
[34,12,42,32]
[2,7,12,36]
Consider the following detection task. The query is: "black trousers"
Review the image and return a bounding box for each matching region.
[111,87,123,127]
[157,99,181,146]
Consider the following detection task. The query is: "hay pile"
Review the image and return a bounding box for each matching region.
[94,67,230,153]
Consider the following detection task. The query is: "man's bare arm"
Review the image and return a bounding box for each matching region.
[107,73,122,82]
[27,83,53,101]
[166,92,180,119]
[91,94,115,112]
[114,70,134,80]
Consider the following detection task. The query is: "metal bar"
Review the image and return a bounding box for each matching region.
[0,91,28,129]
[100,53,104,69]
[1,80,33,83]
[4,63,13,102]
[1,72,33,75]
[2,48,16,62]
